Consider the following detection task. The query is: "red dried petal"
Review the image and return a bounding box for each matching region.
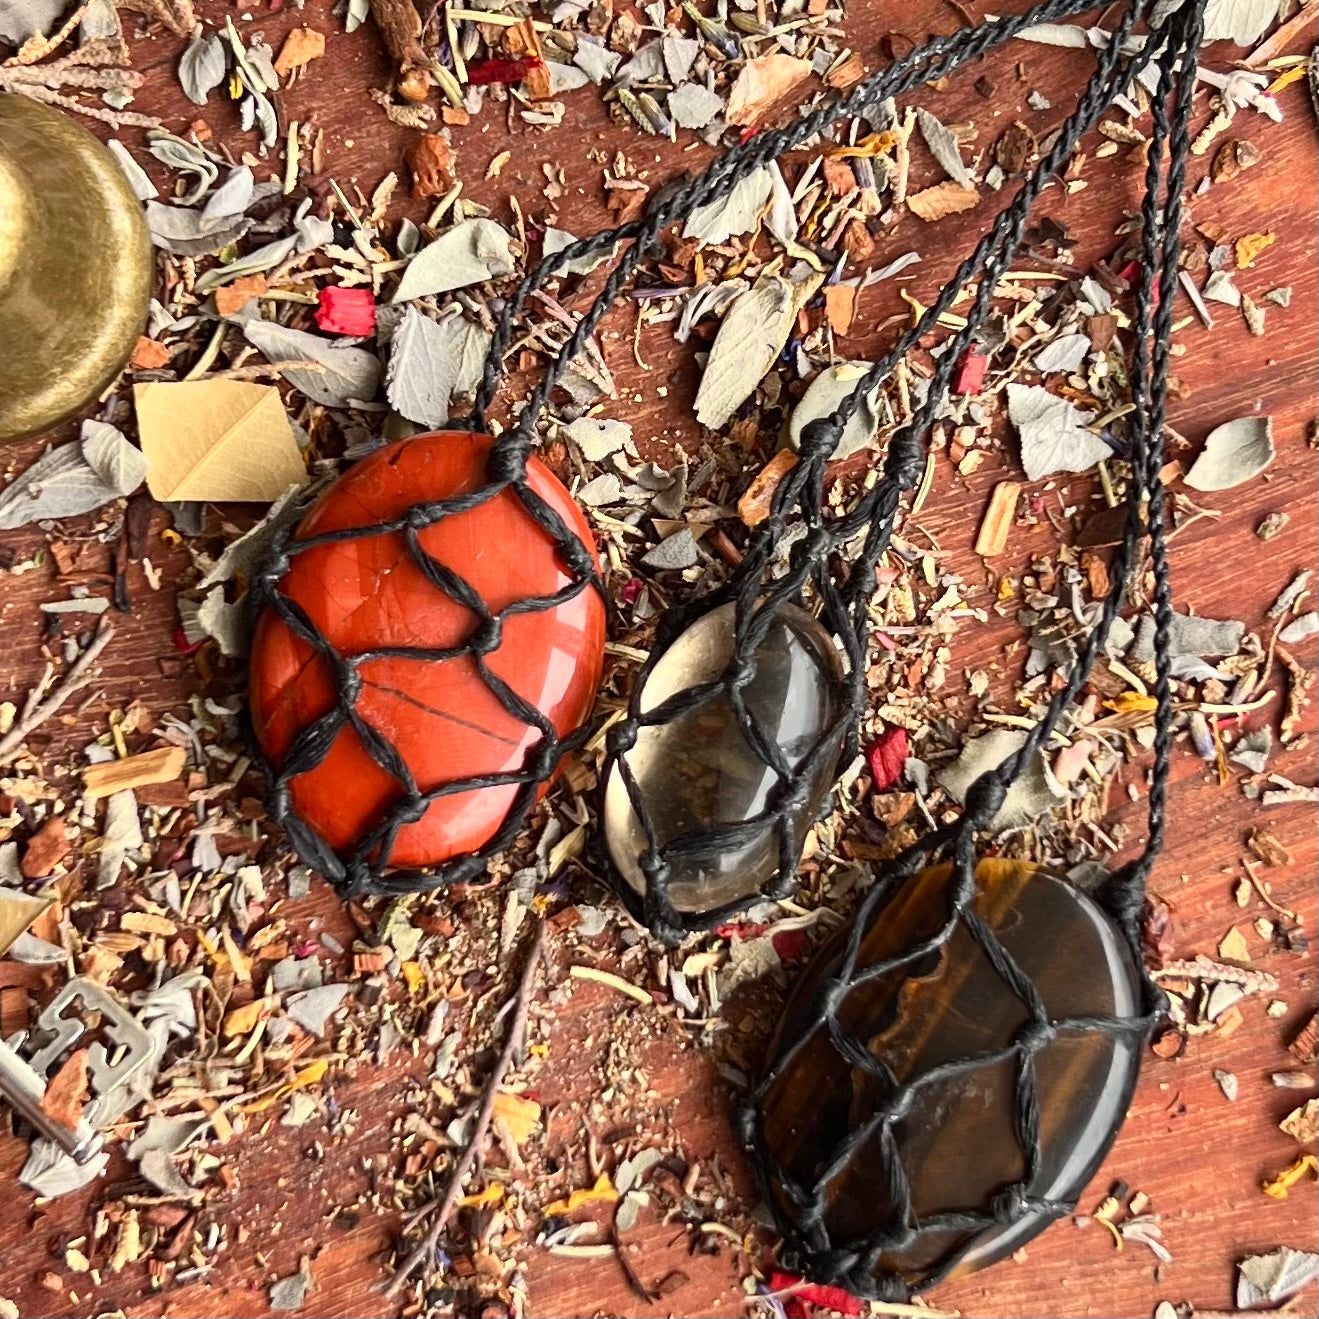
[768,1271,863,1318]
[314,286,376,337]
[770,928,806,961]
[866,725,909,791]
[467,56,540,86]
[953,348,989,395]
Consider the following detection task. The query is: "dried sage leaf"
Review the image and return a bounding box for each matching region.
[937,728,1064,828]
[81,420,147,496]
[1203,0,1284,45]
[107,139,158,201]
[179,31,228,106]
[202,166,255,221]
[787,362,882,460]
[1236,1248,1318,1309]
[917,109,974,188]
[244,321,382,408]
[386,307,489,427]
[1184,416,1275,491]
[0,442,125,531]
[695,264,824,429]
[668,82,723,130]
[683,166,773,245]
[1007,383,1109,481]
[392,219,516,303]
[1033,332,1090,374]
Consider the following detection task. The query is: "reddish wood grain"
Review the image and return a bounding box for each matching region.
[1,0,1315,1316]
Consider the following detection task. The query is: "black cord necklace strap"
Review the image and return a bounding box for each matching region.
[470,0,1147,458]
[601,0,1180,942]
[735,0,1206,1300]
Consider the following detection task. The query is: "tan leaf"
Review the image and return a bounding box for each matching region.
[135,381,307,502]
[273,27,326,78]
[906,181,979,222]
[222,996,276,1037]
[491,1091,542,1147]
[0,889,55,959]
[725,53,812,126]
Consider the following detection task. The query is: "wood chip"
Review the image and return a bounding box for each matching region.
[569,965,652,1006]
[823,283,857,336]
[214,273,268,317]
[738,449,798,527]
[906,181,979,222]
[1289,1013,1317,1064]
[273,27,326,79]
[974,481,1021,557]
[40,1047,90,1133]
[83,746,187,801]
[20,818,70,879]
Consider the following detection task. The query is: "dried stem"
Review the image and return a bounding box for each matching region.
[381,918,547,1298]
[0,619,116,767]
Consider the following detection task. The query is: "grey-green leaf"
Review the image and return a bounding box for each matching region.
[0,444,122,531]
[1184,416,1274,491]
[244,321,382,408]
[81,420,147,496]
[392,219,517,303]
[179,31,228,106]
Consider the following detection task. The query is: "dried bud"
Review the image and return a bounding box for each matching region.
[406,132,455,199]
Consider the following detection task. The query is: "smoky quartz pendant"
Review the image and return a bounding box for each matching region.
[750,860,1147,1292]
[604,600,846,922]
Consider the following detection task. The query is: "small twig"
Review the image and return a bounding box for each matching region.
[381,918,547,1298]
[0,620,115,767]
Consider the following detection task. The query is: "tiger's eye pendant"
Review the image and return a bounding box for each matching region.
[603,600,846,923]
[250,431,605,877]
[0,98,152,444]
[750,860,1147,1293]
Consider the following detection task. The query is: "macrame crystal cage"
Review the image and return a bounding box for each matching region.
[249,0,1207,1295]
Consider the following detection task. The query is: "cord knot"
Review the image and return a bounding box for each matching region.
[798,417,841,460]
[884,427,925,489]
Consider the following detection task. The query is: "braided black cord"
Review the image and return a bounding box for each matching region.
[606,0,1158,941]
[252,0,1157,907]
[469,0,1141,465]
[734,0,1205,1300]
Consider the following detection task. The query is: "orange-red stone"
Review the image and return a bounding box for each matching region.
[249,431,605,869]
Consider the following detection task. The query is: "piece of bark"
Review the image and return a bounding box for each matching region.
[406,134,455,199]
[370,0,432,102]
[738,450,799,527]
[20,819,71,879]
[82,746,187,801]
[974,481,1021,557]
[907,181,979,222]
[41,1047,90,1132]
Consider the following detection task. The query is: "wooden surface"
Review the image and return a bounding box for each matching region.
[1,1,1317,1316]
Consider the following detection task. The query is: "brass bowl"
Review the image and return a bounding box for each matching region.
[0,96,153,444]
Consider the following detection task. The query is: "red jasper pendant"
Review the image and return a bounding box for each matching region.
[249,431,605,873]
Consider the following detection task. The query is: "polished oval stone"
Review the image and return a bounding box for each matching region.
[1,96,152,444]
[604,600,845,915]
[757,860,1144,1290]
[250,431,605,870]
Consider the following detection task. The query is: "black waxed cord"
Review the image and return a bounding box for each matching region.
[605,0,1165,943]
[733,0,1205,1300]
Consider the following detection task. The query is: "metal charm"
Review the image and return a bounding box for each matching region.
[0,978,152,1164]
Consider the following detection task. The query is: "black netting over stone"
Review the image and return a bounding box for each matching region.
[600,0,1197,944]
[248,449,607,899]
[245,0,1205,1296]
[727,0,1203,1298]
